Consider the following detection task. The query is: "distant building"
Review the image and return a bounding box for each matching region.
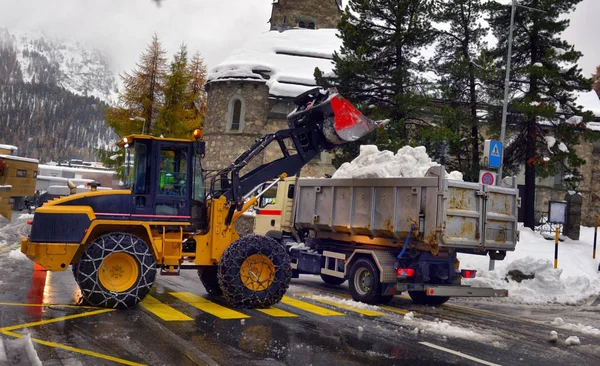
[203,0,344,178]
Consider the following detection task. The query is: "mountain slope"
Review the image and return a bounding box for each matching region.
[0,29,119,161]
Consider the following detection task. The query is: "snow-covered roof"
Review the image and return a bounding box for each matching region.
[208,29,341,98]
[0,154,39,164]
[0,144,18,151]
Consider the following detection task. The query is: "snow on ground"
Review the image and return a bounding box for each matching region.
[551,318,600,336]
[458,226,600,305]
[332,145,463,180]
[310,295,500,344]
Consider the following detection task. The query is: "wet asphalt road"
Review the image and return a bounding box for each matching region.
[1,251,599,366]
[1,217,599,365]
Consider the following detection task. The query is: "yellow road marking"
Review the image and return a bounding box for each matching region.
[0,302,97,309]
[0,309,114,332]
[170,292,249,319]
[310,297,385,316]
[1,330,145,366]
[140,295,193,321]
[256,307,298,317]
[379,305,416,316]
[280,296,344,316]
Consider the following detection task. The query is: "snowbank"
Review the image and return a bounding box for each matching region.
[458,227,600,305]
[332,145,463,180]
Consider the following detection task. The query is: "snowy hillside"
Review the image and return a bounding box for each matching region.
[0,28,118,104]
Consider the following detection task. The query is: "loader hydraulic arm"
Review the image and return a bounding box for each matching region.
[209,87,387,212]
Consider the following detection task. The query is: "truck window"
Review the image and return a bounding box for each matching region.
[159,148,188,196]
[192,154,204,201]
[259,186,277,208]
[287,184,295,199]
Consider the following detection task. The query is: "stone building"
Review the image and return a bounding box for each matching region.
[203,0,344,178]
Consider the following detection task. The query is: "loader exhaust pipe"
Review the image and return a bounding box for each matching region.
[287,88,388,146]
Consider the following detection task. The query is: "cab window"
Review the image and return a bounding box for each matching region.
[159,147,188,196]
[259,186,277,208]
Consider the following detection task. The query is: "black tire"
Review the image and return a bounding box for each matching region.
[198,266,222,295]
[409,291,450,306]
[320,273,346,286]
[218,235,291,308]
[74,232,156,309]
[349,258,384,305]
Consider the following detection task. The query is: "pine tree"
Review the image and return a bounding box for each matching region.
[487,0,593,229]
[322,0,435,166]
[105,33,167,136]
[155,46,207,138]
[428,0,493,181]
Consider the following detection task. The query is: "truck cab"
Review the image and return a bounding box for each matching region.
[253,177,296,236]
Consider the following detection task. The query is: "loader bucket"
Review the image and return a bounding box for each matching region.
[287,88,388,146]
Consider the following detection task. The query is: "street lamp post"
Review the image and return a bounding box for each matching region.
[497,0,517,181]
[130,116,147,134]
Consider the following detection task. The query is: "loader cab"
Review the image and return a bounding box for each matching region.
[120,134,207,230]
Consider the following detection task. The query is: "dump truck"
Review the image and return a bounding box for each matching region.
[21,88,387,309]
[254,168,520,305]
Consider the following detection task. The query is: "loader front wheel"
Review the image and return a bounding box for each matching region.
[218,235,291,308]
[198,266,222,295]
[74,232,156,309]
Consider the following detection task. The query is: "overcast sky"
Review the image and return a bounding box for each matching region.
[0,0,597,77]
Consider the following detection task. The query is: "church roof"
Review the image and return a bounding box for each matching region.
[271,0,343,10]
[207,29,341,98]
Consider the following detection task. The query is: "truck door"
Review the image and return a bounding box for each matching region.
[154,143,191,219]
[130,140,154,215]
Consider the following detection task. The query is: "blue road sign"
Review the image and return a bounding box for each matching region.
[488,140,502,168]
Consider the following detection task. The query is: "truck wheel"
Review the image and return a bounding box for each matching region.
[349,258,384,305]
[198,266,222,295]
[74,232,156,309]
[409,291,450,306]
[320,273,346,286]
[218,235,291,308]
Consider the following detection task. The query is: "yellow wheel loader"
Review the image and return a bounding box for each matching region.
[21,88,386,309]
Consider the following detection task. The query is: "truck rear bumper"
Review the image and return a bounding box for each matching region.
[398,283,508,298]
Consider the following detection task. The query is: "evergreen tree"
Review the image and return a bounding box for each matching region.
[322,0,435,166]
[428,0,493,181]
[487,0,593,229]
[105,33,167,137]
[187,51,208,127]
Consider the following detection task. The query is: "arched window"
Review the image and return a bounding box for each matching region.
[308,22,315,29]
[227,96,246,132]
[298,21,306,28]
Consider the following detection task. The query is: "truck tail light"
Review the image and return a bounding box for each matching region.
[27,220,33,225]
[461,269,477,278]
[397,268,414,277]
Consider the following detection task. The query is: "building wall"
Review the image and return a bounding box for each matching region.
[270,0,341,30]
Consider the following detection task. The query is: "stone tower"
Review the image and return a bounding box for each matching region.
[203,0,343,176]
[269,0,342,30]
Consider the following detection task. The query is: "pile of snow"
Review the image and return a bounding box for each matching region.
[332,145,463,181]
[565,336,580,346]
[458,226,600,305]
[551,318,600,336]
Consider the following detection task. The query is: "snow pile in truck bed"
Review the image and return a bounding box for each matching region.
[332,145,463,180]
[458,226,600,305]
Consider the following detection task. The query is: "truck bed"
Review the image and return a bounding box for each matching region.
[294,166,519,252]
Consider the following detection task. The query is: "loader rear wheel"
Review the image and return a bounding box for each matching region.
[320,273,346,286]
[349,258,385,305]
[409,291,450,306]
[218,235,291,308]
[74,232,156,309]
[198,266,222,295]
